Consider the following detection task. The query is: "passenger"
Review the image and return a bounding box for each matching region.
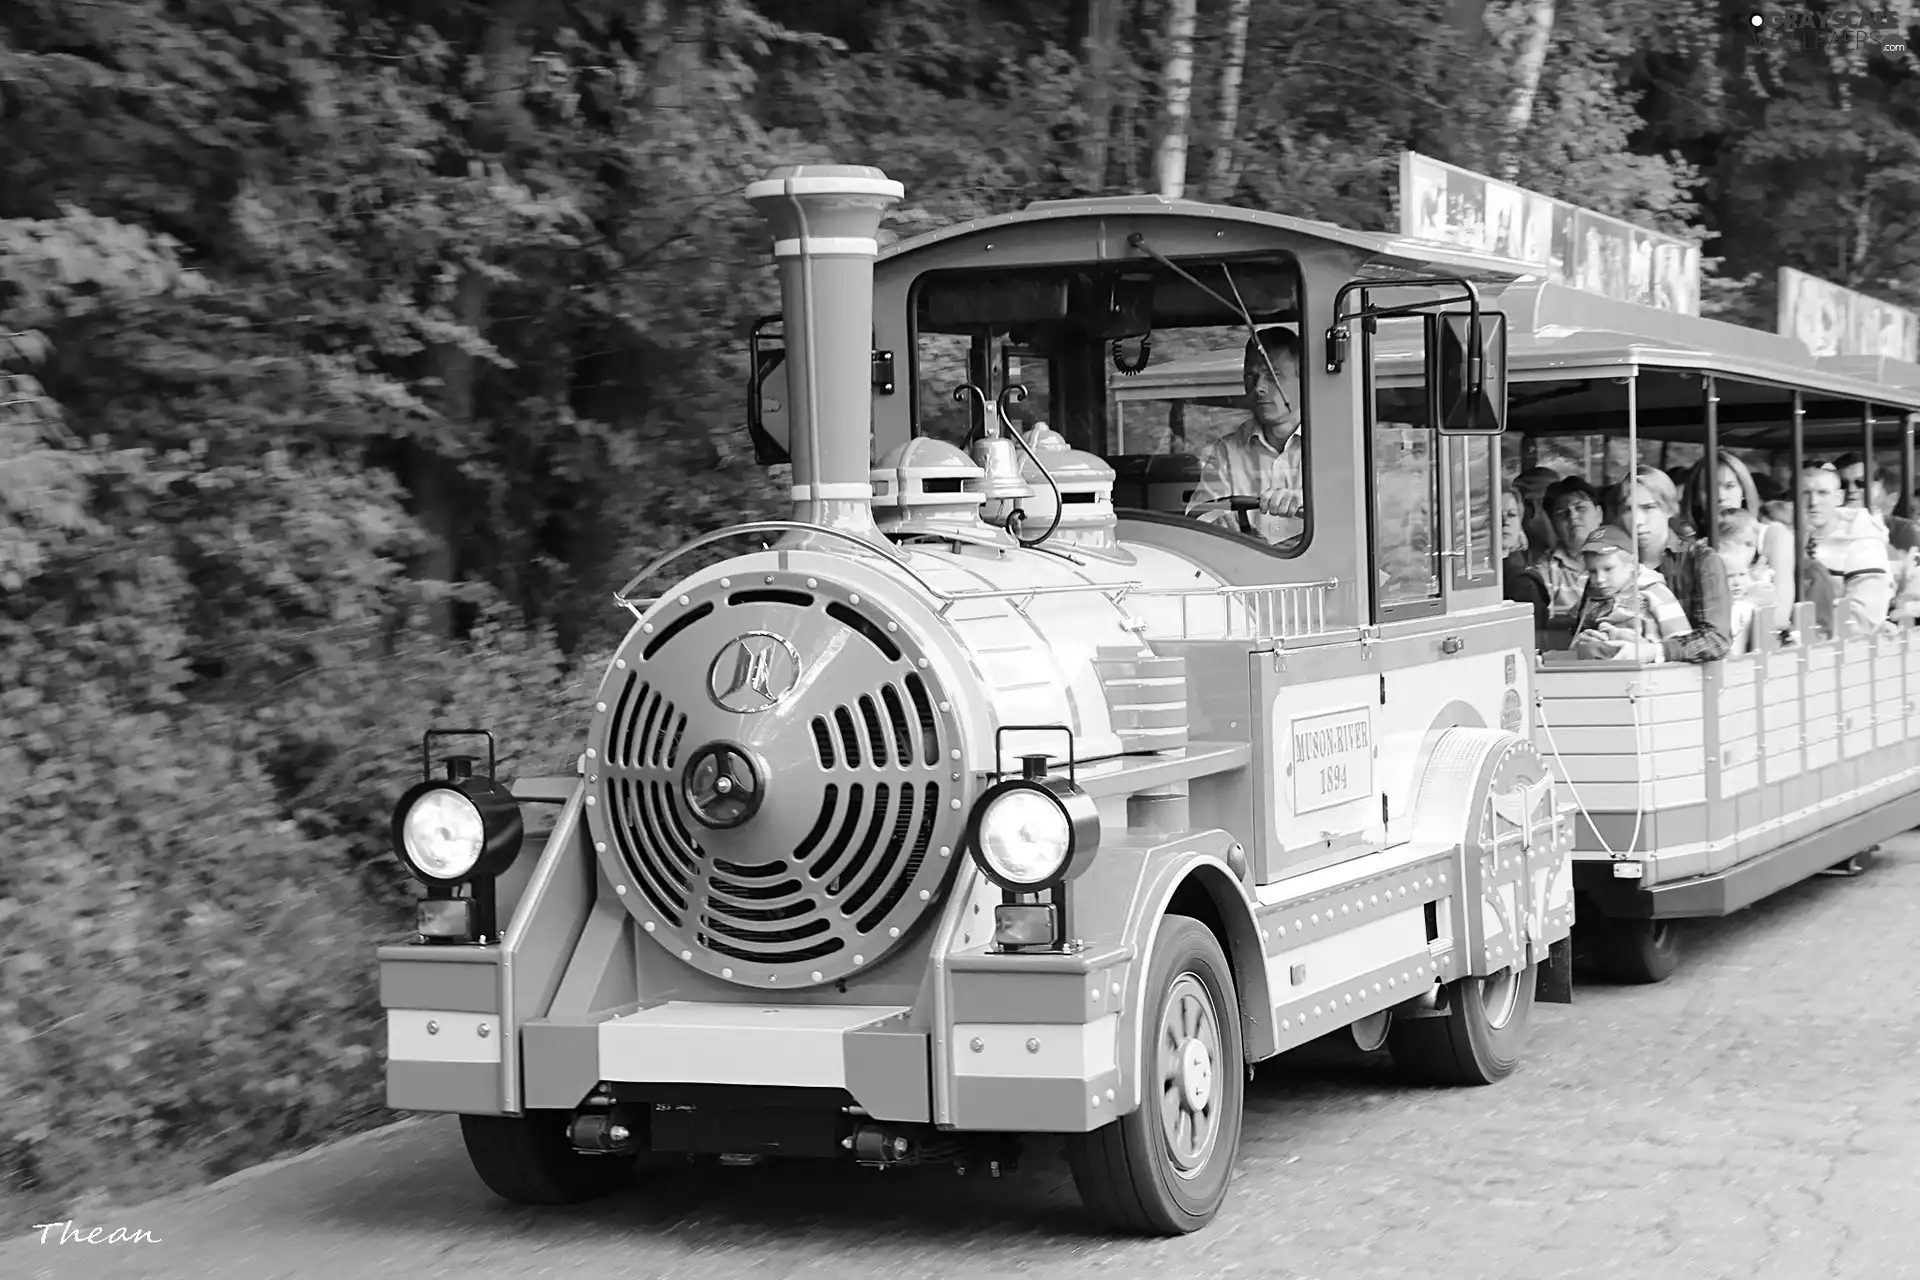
[1680,451,1796,631]
[1500,484,1527,556]
[1608,464,1733,663]
[1568,526,1690,662]
[1868,466,1920,550]
[1513,466,1560,564]
[1186,326,1304,545]
[1714,509,1768,654]
[1834,452,1872,510]
[1524,476,1606,647]
[1871,468,1920,620]
[1760,498,1795,527]
[1500,484,1553,627]
[1800,462,1894,634]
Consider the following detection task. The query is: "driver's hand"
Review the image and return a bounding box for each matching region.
[1259,485,1303,518]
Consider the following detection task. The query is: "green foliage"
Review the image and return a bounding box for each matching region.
[1,0,1918,1234]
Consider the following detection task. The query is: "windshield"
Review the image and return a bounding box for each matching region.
[909,254,1309,553]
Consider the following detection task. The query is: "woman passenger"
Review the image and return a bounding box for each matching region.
[1681,451,1796,632]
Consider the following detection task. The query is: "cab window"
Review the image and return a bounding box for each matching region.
[907,256,1309,555]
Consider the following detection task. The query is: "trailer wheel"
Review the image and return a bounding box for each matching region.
[1065,914,1244,1236]
[459,1111,639,1205]
[1388,960,1537,1086]
[1591,916,1682,984]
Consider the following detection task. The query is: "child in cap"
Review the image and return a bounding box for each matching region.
[1569,525,1690,661]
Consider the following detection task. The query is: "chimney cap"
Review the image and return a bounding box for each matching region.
[746,164,904,201]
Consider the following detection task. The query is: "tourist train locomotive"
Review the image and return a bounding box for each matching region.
[373,161,1584,1235]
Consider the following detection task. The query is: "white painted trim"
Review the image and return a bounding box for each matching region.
[596,1002,909,1088]
[773,236,879,258]
[1263,906,1429,1004]
[790,481,874,500]
[950,1015,1118,1080]
[386,1010,501,1064]
[1568,761,1920,865]
[1255,839,1452,908]
[746,176,904,200]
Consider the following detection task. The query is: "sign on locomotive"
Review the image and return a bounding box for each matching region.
[375,162,1577,1235]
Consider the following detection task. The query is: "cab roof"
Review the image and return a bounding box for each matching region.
[879,194,1543,284]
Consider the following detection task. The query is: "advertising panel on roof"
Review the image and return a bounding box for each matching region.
[1398,150,1702,315]
[1777,266,1919,362]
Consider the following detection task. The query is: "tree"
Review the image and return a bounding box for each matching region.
[1205,0,1254,201]
[1155,0,1198,198]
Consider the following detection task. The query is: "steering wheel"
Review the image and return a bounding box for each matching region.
[1189,495,1265,535]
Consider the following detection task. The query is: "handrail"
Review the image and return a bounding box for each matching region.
[613,519,1141,619]
[1130,577,1342,643]
[1135,578,1340,598]
[613,521,930,616]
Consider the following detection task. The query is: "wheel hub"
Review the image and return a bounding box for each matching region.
[1478,961,1521,1030]
[1158,973,1224,1177]
[1177,1037,1214,1111]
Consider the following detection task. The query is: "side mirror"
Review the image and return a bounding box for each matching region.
[1435,309,1508,435]
[746,314,791,466]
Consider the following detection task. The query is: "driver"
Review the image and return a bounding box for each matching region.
[1185,326,1305,545]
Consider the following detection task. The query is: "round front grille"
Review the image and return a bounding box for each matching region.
[584,579,966,988]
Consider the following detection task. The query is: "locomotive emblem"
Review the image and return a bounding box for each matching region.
[707,632,801,714]
[680,742,765,829]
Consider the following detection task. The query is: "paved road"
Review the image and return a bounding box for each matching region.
[11,839,1920,1280]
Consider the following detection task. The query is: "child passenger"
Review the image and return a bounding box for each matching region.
[1715,508,1768,655]
[1569,525,1690,662]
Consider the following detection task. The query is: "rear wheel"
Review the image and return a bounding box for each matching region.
[1590,915,1683,984]
[1065,915,1245,1236]
[1388,961,1538,1086]
[460,1110,640,1205]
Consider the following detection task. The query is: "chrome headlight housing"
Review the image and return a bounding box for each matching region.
[963,774,1101,892]
[389,777,524,886]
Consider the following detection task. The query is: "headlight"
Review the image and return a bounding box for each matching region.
[964,775,1100,892]
[389,777,524,886]
[403,788,485,879]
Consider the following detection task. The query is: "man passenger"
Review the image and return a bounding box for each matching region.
[1186,327,1305,545]
[1572,465,1731,663]
[1801,463,1893,633]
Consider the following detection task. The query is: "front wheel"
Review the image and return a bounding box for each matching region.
[460,1111,640,1205]
[1065,914,1245,1236]
[1388,961,1538,1086]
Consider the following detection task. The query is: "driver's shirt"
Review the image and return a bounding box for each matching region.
[1186,418,1305,545]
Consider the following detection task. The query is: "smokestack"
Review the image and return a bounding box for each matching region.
[746,164,904,540]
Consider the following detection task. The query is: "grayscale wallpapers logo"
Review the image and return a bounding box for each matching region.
[707,632,802,714]
[1736,7,1907,51]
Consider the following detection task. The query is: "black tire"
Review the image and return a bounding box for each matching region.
[1592,915,1682,984]
[1388,961,1538,1086]
[1065,914,1245,1236]
[459,1110,640,1206]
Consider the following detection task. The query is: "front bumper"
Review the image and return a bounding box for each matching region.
[379,942,1134,1133]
